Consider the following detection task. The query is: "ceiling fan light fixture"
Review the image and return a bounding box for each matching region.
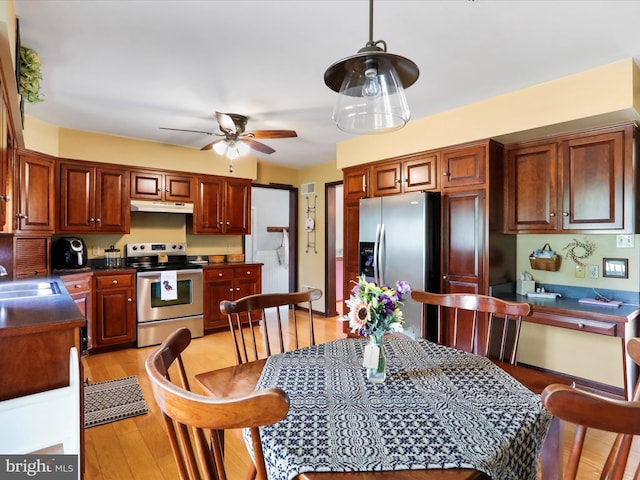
[324,0,419,134]
[212,141,228,156]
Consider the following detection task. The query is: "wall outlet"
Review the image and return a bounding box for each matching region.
[616,234,634,248]
[588,265,599,279]
[575,264,585,278]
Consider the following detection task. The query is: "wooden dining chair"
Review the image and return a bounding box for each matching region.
[145,327,290,480]
[410,291,533,364]
[220,288,323,364]
[541,337,640,480]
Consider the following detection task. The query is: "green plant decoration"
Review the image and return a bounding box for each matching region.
[19,46,43,103]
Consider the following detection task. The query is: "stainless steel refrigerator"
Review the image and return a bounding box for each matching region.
[358,191,440,339]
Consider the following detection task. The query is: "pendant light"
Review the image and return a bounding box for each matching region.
[324,0,419,134]
[212,139,251,172]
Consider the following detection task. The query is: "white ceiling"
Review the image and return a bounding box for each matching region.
[13,0,640,169]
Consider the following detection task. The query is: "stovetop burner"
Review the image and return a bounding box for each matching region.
[125,242,201,271]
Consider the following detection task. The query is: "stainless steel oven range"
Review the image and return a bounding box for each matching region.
[126,242,203,348]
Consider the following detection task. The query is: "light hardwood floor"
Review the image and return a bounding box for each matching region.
[81,314,640,479]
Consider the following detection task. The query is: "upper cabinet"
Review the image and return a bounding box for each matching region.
[58,160,130,233]
[14,150,55,233]
[505,123,636,234]
[130,169,194,203]
[441,144,486,189]
[371,152,439,196]
[190,175,251,235]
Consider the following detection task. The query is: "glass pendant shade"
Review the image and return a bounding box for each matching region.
[332,56,411,134]
[212,141,227,156]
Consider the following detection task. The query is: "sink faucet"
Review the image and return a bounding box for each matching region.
[0,265,7,276]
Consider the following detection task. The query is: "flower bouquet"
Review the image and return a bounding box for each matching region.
[344,275,411,382]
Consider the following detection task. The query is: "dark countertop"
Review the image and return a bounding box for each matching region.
[494,291,640,323]
[0,277,86,337]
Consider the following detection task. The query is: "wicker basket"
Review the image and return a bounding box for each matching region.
[226,253,245,264]
[529,254,562,272]
[208,255,225,264]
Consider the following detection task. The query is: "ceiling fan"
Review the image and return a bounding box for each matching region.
[161,112,297,172]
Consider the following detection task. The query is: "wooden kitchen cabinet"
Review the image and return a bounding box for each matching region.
[92,271,136,349]
[441,143,487,189]
[504,123,636,233]
[371,151,438,196]
[344,166,369,202]
[203,264,262,331]
[13,150,55,233]
[130,169,195,202]
[0,97,9,230]
[61,272,93,353]
[58,160,130,233]
[191,175,251,234]
[13,235,50,279]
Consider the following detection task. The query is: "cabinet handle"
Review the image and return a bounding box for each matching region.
[442,275,448,280]
[549,213,556,217]
[396,179,402,184]
[236,287,240,291]
[165,188,169,192]
[16,213,27,219]
[96,218,101,222]
[442,172,450,177]
[74,284,81,289]
[128,298,132,302]
[89,217,95,222]
[563,212,570,217]
[218,273,223,277]
[578,323,585,329]
[112,280,118,284]
[229,288,233,292]
[246,271,251,275]
[226,221,230,225]
[0,195,9,202]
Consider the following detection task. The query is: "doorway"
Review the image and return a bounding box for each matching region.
[245,184,297,293]
[325,181,343,316]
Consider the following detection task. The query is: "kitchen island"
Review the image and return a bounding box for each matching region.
[0,277,86,401]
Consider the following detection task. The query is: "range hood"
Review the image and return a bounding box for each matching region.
[130,199,194,214]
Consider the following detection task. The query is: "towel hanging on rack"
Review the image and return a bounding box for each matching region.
[276,229,289,267]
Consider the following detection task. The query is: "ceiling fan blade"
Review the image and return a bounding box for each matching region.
[246,138,275,154]
[161,127,217,136]
[201,138,226,151]
[248,130,298,139]
[216,112,237,134]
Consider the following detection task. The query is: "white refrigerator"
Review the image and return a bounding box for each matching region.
[358,191,440,338]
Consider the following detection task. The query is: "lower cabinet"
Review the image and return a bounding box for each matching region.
[204,264,262,331]
[61,272,93,352]
[91,271,136,349]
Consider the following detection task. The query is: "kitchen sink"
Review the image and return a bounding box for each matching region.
[0,281,61,300]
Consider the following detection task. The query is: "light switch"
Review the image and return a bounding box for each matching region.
[575,265,585,278]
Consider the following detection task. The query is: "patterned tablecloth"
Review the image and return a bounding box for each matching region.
[248,337,552,480]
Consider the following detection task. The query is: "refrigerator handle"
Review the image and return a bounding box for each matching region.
[373,223,381,284]
[378,223,385,285]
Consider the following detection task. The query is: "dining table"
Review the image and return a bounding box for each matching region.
[195,337,563,480]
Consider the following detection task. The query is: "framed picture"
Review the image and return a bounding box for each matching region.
[603,258,628,279]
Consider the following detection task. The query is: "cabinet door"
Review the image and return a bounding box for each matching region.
[505,143,558,232]
[194,176,224,234]
[344,166,369,202]
[203,268,235,330]
[14,236,50,279]
[93,275,136,347]
[0,99,8,230]
[372,162,402,197]
[442,144,486,189]
[130,170,163,200]
[441,190,485,351]
[16,152,55,233]
[404,153,438,192]
[561,131,624,230]
[58,162,95,232]
[233,266,261,298]
[224,178,251,234]
[95,167,129,233]
[164,174,194,202]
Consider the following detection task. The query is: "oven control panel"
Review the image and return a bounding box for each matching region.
[126,242,187,258]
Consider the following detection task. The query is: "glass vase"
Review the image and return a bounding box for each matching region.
[366,333,386,383]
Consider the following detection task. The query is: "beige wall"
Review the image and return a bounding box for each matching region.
[337,58,640,169]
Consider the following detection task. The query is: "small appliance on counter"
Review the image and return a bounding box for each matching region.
[104,245,121,268]
[52,237,88,270]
